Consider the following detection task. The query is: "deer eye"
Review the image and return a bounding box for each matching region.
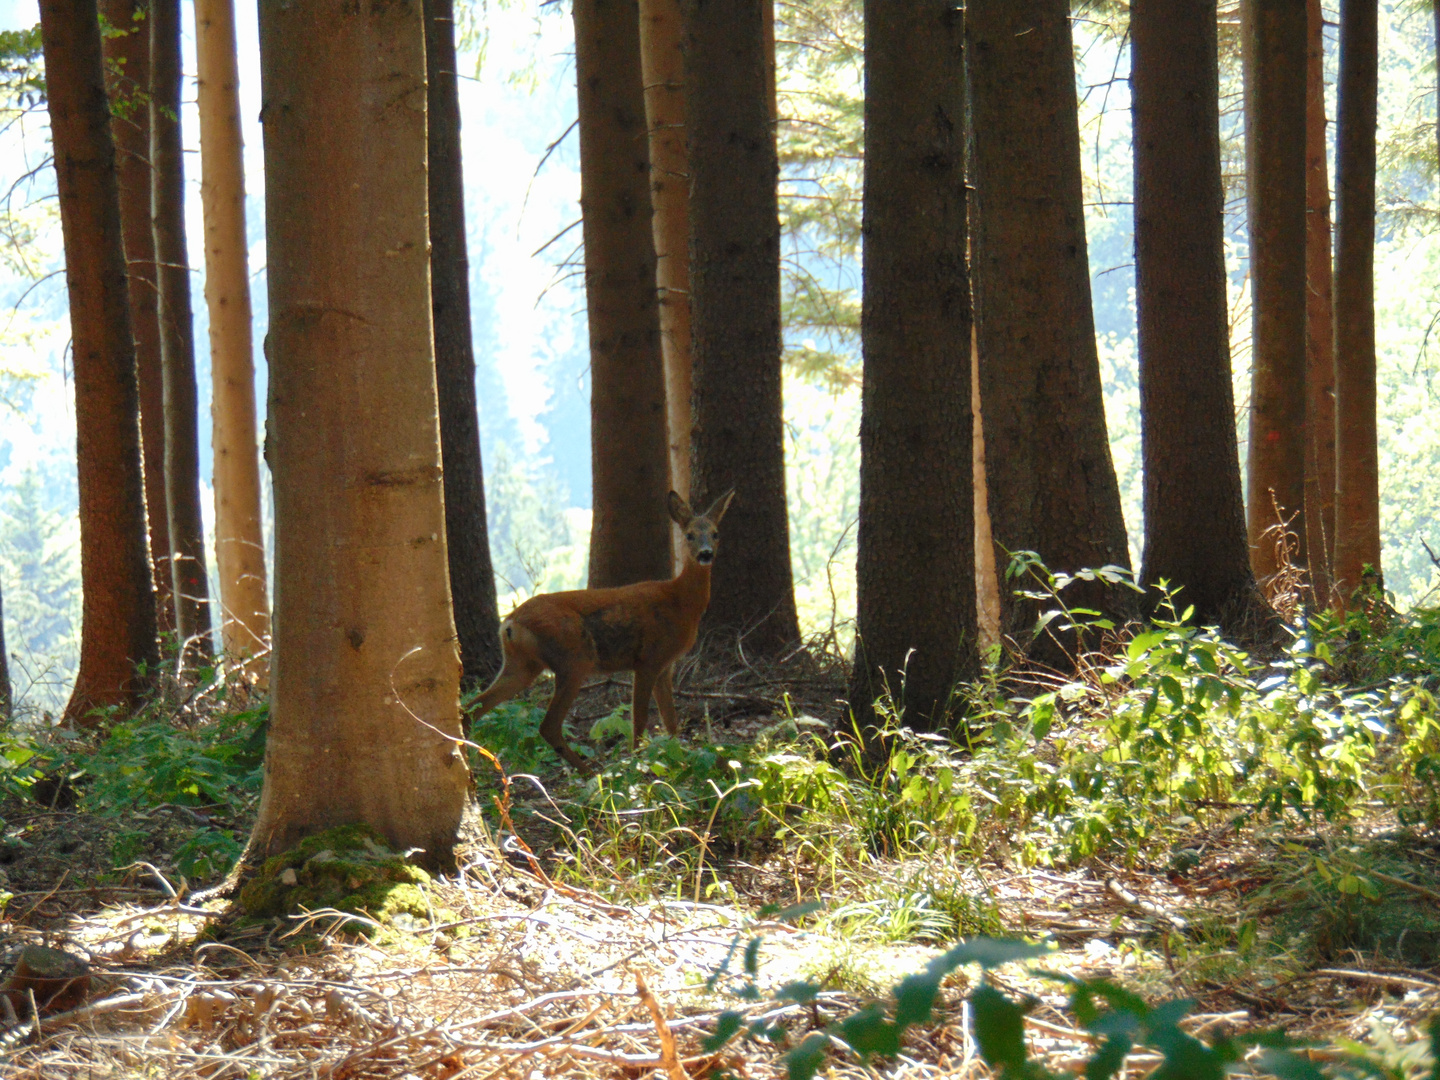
[687,532,696,541]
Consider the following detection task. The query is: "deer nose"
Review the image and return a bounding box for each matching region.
[696,548,714,564]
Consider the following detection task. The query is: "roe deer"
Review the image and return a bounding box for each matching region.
[471,489,735,770]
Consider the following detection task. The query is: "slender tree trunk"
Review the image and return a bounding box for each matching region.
[967,0,1132,656]
[638,0,693,569]
[1242,0,1308,589]
[575,0,672,590]
[1133,0,1271,633]
[0,585,10,718]
[1332,0,1381,606]
[682,0,800,659]
[40,0,160,725]
[1305,0,1337,606]
[849,0,975,731]
[250,0,469,868]
[425,0,502,687]
[973,323,1000,655]
[196,0,270,678]
[151,0,212,661]
[99,0,172,643]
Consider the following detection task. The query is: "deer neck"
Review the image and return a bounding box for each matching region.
[674,555,712,614]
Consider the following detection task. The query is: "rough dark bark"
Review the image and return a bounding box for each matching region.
[99,0,172,642]
[151,0,212,660]
[1132,0,1271,633]
[848,0,976,731]
[425,0,502,687]
[251,0,469,869]
[1332,0,1381,606]
[681,0,799,659]
[575,0,672,590]
[1242,0,1309,589]
[40,0,159,725]
[967,0,1132,656]
[1304,0,1337,606]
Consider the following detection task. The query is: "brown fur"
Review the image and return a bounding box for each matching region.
[471,490,734,770]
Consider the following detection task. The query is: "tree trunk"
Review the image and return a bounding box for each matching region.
[967,0,1132,656]
[425,0,502,687]
[682,0,800,659]
[1305,0,1337,607]
[196,0,270,679]
[848,0,975,732]
[250,0,469,868]
[40,0,159,725]
[1332,0,1381,606]
[0,584,10,717]
[99,0,172,643]
[151,0,212,661]
[575,0,672,590]
[638,0,693,567]
[1242,0,1308,590]
[1133,0,1271,633]
[973,323,1000,654]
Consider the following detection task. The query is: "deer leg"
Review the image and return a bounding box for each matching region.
[654,664,679,737]
[538,671,589,771]
[631,667,659,751]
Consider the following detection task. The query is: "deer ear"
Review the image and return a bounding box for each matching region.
[705,488,736,524]
[668,491,694,527]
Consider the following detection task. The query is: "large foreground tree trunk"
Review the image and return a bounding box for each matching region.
[425,0,502,687]
[682,0,800,659]
[1305,0,1337,606]
[1242,0,1309,589]
[849,0,976,731]
[99,0,172,642]
[251,0,469,867]
[967,0,1132,656]
[41,0,160,725]
[152,0,212,660]
[638,0,693,561]
[575,0,672,590]
[1332,0,1381,606]
[196,0,270,676]
[1133,0,1270,632]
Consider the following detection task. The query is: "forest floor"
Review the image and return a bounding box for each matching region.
[0,652,1435,1079]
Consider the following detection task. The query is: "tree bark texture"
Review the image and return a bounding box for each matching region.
[426,0,502,687]
[1242,0,1309,587]
[1132,0,1269,632]
[40,0,160,724]
[152,0,213,659]
[0,585,10,717]
[1332,0,1381,605]
[973,324,1000,654]
[682,0,800,659]
[967,0,1132,653]
[575,0,672,590]
[1304,0,1337,606]
[849,0,976,731]
[99,0,173,641]
[196,0,270,674]
[252,0,469,868]
[638,0,693,555]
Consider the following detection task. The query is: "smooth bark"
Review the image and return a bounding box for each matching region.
[196,0,270,675]
[1332,0,1381,605]
[967,0,1132,655]
[849,0,976,731]
[152,0,213,659]
[1305,0,1337,605]
[682,0,800,659]
[638,0,693,556]
[1242,0,1309,587]
[40,0,159,725]
[1133,0,1270,632]
[251,0,469,868]
[575,0,672,590]
[425,0,502,687]
[99,0,172,641]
